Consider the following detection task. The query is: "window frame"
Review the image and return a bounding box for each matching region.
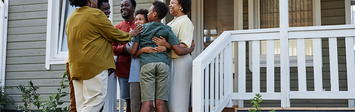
[45,0,114,70]
[0,0,8,87]
[248,0,321,69]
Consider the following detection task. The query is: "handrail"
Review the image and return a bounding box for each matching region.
[192,24,355,112]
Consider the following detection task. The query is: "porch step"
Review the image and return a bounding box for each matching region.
[235,107,355,112]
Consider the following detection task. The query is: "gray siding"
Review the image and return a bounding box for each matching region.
[5,0,69,109]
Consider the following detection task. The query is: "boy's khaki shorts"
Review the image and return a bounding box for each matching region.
[140,62,170,102]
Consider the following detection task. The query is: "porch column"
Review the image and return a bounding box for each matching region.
[279,0,290,107]
[233,0,244,108]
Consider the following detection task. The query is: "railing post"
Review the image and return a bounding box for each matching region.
[193,61,204,112]
[279,0,290,107]
[226,40,234,107]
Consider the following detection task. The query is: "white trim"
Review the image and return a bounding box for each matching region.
[0,0,8,87]
[109,0,113,23]
[279,0,290,107]
[346,0,351,24]
[46,0,61,70]
[234,0,244,107]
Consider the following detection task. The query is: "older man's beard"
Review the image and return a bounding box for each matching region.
[122,14,131,19]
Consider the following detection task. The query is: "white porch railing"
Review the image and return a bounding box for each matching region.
[192,24,355,112]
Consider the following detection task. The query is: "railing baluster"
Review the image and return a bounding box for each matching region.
[266,40,275,93]
[215,54,220,106]
[313,38,323,91]
[238,41,246,107]
[210,59,215,111]
[220,51,224,101]
[297,39,307,91]
[329,37,339,91]
[252,40,261,93]
[205,67,209,112]
[224,48,228,99]
[345,37,355,91]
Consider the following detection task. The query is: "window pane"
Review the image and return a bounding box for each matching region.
[352,4,355,24]
[60,1,76,52]
[204,0,234,48]
[260,0,313,56]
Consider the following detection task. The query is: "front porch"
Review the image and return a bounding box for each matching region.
[191,0,355,111]
[192,24,355,112]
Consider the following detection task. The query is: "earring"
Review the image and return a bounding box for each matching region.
[180,7,183,11]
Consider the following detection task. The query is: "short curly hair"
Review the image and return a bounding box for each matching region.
[98,0,109,8]
[69,0,87,7]
[135,9,149,22]
[178,0,190,14]
[152,1,168,19]
[122,0,137,8]
[129,0,137,8]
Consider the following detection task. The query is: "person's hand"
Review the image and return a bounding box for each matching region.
[129,25,143,37]
[190,40,195,49]
[154,46,166,52]
[108,69,115,76]
[125,43,131,51]
[142,47,156,53]
[152,36,168,46]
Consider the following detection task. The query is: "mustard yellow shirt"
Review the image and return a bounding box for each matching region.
[66,6,131,80]
[167,15,194,58]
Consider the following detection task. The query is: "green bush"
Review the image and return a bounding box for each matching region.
[17,69,69,112]
[42,70,69,112]
[249,93,275,112]
[16,80,42,112]
[0,82,14,112]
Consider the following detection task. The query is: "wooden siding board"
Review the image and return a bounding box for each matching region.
[8,19,47,28]
[7,41,46,50]
[9,0,47,6]
[7,86,69,95]
[5,79,65,87]
[6,56,46,65]
[321,0,345,9]
[7,33,46,42]
[321,9,345,17]
[6,49,45,57]
[8,11,47,20]
[5,71,64,79]
[6,64,65,72]
[8,26,46,35]
[9,4,47,13]
[6,64,49,72]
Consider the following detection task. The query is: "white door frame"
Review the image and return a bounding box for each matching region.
[0,0,8,87]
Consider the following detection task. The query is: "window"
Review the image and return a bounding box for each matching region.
[203,0,234,49]
[253,0,318,67]
[352,0,355,24]
[45,0,113,70]
[260,0,313,57]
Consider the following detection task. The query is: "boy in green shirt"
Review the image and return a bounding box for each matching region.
[129,1,194,112]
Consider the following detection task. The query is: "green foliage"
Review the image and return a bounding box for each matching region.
[0,82,14,111]
[249,93,263,112]
[17,69,69,112]
[16,80,42,112]
[41,69,69,112]
[248,94,275,112]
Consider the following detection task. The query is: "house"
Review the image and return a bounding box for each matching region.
[0,0,355,112]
